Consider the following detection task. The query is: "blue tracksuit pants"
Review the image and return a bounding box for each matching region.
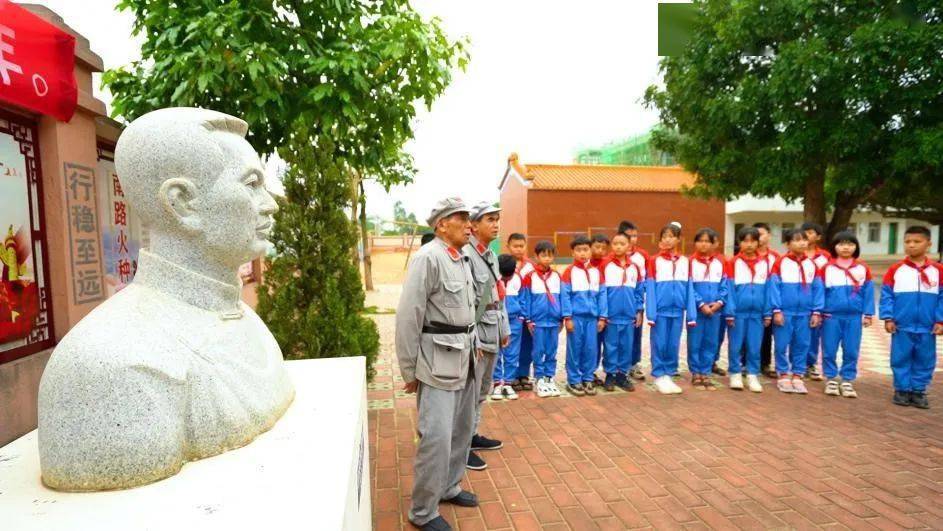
[532,326,560,379]
[493,318,523,383]
[821,315,862,381]
[566,317,599,385]
[728,315,763,375]
[631,325,643,367]
[603,323,635,376]
[891,331,938,392]
[714,318,726,364]
[807,325,823,369]
[688,312,721,375]
[649,316,683,378]
[516,327,534,379]
[774,314,812,375]
[566,316,598,385]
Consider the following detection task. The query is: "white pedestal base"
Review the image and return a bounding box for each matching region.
[0,357,371,531]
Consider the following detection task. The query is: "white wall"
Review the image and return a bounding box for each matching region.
[724,210,939,257]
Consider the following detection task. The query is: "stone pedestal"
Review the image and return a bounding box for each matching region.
[0,357,371,530]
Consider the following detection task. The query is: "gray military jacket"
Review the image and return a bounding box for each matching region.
[464,235,511,354]
[396,237,477,391]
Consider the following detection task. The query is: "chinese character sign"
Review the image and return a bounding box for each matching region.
[64,162,104,304]
[0,0,78,121]
[97,148,141,296]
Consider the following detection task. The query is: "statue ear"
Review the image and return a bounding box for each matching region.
[158,177,201,233]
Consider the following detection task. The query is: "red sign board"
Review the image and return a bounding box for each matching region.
[0,0,77,121]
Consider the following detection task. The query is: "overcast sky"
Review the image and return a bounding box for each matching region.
[35,0,669,222]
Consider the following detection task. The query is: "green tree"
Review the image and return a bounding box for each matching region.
[392,200,427,235]
[104,1,467,375]
[644,1,943,241]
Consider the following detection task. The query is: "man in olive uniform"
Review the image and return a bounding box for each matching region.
[464,202,511,471]
[396,197,480,531]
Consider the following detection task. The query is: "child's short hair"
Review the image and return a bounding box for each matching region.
[829,231,860,259]
[904,225,932,239]
[752,222,771,233]
[420,232,435,246]
[507,232,526,244]
[782,227,809,244]
[591,233,610,244]
[800,221,824,236]
[738,226,761,242]
[694,227,718,243]
[611,232,629,242]
[660,223,681,239]
[618,220,637,233]
[570,235,592,249]
[498,253,517,277]
[535,240,556,256]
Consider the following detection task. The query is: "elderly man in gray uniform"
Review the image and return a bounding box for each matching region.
[396,197,480,531]
[463,202,511,471]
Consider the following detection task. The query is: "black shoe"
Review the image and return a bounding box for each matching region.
[443,490,479,507]
[893,390,912,407]
[466,451,487,470]
[604,374,616,392]
[471,433,503,451]
[619,373,636,392]
[712,363,727,376]
[413,515,453,531]
[911,391,930,409]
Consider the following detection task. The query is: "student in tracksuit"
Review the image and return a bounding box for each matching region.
[646,224,697,395]
[754,222,781,377]
[599,232,644,392]
[616,221,650,381]
[769,228,824,395]
[522,240,563,398]
[820,231,874,398]
[724,227,772,392]
[590,233,610,383]
[507,233,536,391]
[687,228,727,391]
[492,254,523,401]
[880,225,943,409]
[801,221,831,381]
[561,235,606,396]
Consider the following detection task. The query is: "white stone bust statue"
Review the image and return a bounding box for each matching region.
[37,108,295,491]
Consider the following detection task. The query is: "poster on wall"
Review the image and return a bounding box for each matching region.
[97,145,142,297]
[0,112,53,363]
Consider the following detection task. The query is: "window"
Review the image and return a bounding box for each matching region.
[868,222,881,243]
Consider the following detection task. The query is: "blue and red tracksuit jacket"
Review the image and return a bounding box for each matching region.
[879,259,943,333]
[689,253,729,311]
[769,253,824,316]
[521,266,563,327]
[645,252,697,325]
[723,254,771,318]
[561,260,604,320]
[503,271,525,322]
[820,259,875,317]
[599,256,644,324]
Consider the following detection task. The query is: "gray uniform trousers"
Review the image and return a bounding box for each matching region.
[409,361,478,526]
[472,351,497,435]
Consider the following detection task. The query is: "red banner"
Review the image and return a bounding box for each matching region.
[0,0,77,121]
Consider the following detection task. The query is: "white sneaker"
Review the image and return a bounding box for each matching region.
[825,380,840,396]
[839,381,857,398]
[669,378,683,394]
[535,378,552,398]
[502,385,519,400]
[746,374,763,393]
[729,373,744,390]
[654,376,675,395]
[490,384,504,401]
[549,379,562,396]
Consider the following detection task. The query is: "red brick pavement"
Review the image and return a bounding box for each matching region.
[369,314,943,530]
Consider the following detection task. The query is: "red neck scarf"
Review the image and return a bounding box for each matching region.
[535,265,558,306]
[736,253,762,282]
[788,252,811,288]
[611,256,640,286]
[831,259,861,293]
[692,252,714,281]
[659,251,680,279]
[903,258,936,288]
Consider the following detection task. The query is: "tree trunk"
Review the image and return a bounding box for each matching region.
[826,190,859,244]
[359,180,374,292]
[349,168,361,269]
[803,173,827,226]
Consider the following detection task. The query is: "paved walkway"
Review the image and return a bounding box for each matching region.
[367,285,943,530]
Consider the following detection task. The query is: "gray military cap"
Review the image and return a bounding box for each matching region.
[469,201,501,221]
[426,196,471,227]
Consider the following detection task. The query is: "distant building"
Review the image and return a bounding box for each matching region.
[498,153,724,257]
[574,130,675,166]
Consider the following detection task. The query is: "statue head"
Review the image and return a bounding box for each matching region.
[114,108,277,270]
